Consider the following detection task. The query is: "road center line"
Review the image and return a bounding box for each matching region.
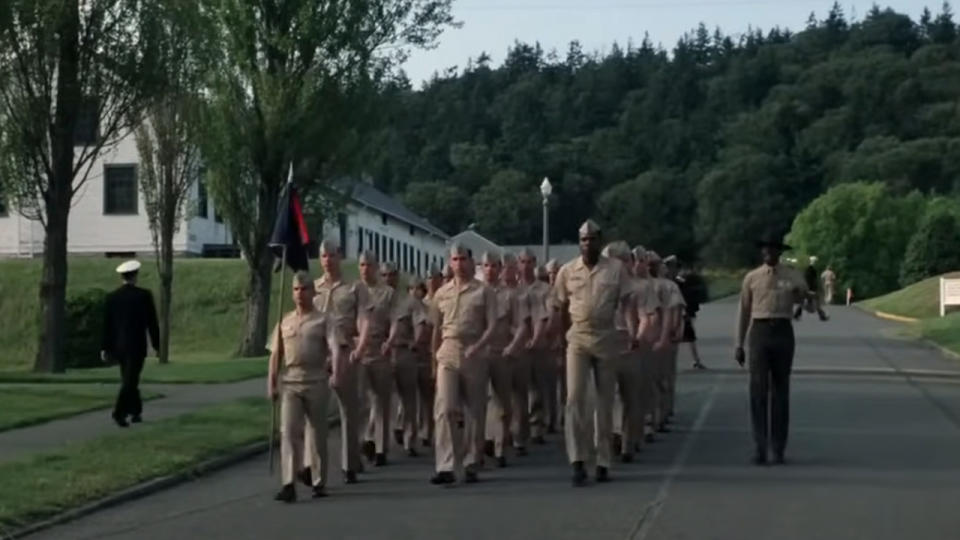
[628,374,723,540]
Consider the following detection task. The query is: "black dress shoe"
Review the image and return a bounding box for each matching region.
[312,486,328,498]
[343,470,358,484]
[752,453,768,466]
[483,440,494,457]
[515,446,528,457]
[422,438,432,448]
[612,433,623,454]
[130,415,142,424]
[620,453,634,464]
[375,453,387,467]
[362,441,376,462]
[112,414,129,428]
[407,448,418,458]
[772,452,786,465]
[572,461,587,487]
[274,484,296,503]
[394,429,404,446]
[497,456,507,468]
[430,471,455,485]
[298,467,313,487]
[532,435,546,445]
[596,466,611,483]
[464,468,479,483]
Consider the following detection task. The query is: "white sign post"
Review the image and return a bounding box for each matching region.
[939,277,960,317]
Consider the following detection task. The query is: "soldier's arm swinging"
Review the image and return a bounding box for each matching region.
[467,288,499,359]
[267,325,284,400]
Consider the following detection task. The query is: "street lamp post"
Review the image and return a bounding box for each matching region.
[540,177,552,262]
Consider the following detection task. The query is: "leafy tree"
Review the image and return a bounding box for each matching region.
[402,181,470,235]
[199,0,455,356]
[471,169,540,244]
[788,182,925,298]
[899,199,960,286]
[0,0,160,372]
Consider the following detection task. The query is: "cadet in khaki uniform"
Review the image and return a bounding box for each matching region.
[313,240,367,484]
[413,274,435,447]
[631,246,662,443]
[601,241,642,462]
[548,220,634,486]
[429,244,499,485]
[646,251,683,432]
[545,258,565,430]
[736,232,809,465]
[518,248,554,444]
[269,271,341,502]
[482,252,530,466]
[381,263,424,456]
[660,255,687,421]
[354,251,396,466]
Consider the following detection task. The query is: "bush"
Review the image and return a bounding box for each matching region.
[900,209,960,287]
[65,288,108,369]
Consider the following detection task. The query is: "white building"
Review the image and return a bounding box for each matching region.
[0,129,232,258]
[326,181,449,276]
[449,230,579,266]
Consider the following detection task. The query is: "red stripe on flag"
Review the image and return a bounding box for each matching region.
[291,191,310,245]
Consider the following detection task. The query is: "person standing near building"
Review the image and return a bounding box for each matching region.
[736,232,809,465]
[548,220,635,486]
[102,260,160,427]
[313,240,367,484]
[269,271,340,502]
[429,244,499,485]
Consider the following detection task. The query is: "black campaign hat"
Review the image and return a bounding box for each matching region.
[755,230,791,251]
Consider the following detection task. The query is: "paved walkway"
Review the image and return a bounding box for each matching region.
[0,378,264,463]
[26,305,960,540]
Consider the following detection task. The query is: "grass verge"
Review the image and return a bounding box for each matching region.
[0,385,162,433]
[0,397,269,530]
[0,355,267,384]
[703,269,745,301]
[860,273,960,356]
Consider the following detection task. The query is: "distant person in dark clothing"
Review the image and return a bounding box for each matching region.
[101,260,160,427]
[665,256,707,370]
[795,257,829,322]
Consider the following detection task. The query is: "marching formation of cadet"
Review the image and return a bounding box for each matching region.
[268,220,698,501]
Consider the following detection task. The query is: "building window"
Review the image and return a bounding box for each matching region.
[381,235,386,259]
[409,225,415,236]
[0,187,7,217]
[416,250,421,275]
[74,97,99,146]
[196,178,208,219]
[402,244,408,272]
[214,209,223,223]
[358,226,364,254]
[103,164,138,215]
[381,213,388,226]
[373,232,380,258]
[389,237,395,262]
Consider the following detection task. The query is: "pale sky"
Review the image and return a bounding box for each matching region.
[402,0,936,87]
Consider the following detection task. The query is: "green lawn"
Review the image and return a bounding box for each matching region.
[0,397,270,529]
[0,258,356,376]
[860,272,960,356]
[0,385,162,432]
[0,355,266,384]
[703,269,745,301]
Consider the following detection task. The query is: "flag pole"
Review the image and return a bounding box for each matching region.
[269,243,288,475]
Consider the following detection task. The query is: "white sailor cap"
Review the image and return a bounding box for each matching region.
[116,260,141,274]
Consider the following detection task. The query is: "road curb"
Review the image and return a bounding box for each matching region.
[680,366,960,380]
[872,310,919,323]
[852,305,960,363]
[7,414,340,539]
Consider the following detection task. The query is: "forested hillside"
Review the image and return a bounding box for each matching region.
[362,3,960,266]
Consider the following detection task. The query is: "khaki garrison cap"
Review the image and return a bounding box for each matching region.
[319,239,340,254]
[449,243,470,257]
[601,241,630,260]
[632,246,647,260]
[358,250,379,264]
[501,252,517,266]
[545,259,559,273]
[517,247,536,259]
[480,251,501,265]
[578,219,601,237]
[381,262,398,273]
[646,251,662,263]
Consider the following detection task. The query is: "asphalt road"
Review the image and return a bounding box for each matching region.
[30,304,960,540]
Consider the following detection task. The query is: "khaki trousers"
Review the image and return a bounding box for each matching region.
[434,342,489,473]
[416,361,435,442]
[565,331,617,468]
[281,380,330,487]
[529,349,558,438]
[636,344,656,434]
[330,358,362,472]
[360,356,394,454]
[488,354,514,457]
[392,348,419,450]
[666,345,679,417]
[511,353,531,448]
[613,348,644,453]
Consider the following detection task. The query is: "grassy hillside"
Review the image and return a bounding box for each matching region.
[0,258,355,371]
[861,272,960,320]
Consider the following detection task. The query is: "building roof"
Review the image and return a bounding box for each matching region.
[347,181,448,239]
[449,230,501,258]
[500,244,580,266]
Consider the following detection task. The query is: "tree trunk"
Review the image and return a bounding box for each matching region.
[238,252,273,356]
[34,1,80,373]
[158,216,174,364]
[34,207,69,373]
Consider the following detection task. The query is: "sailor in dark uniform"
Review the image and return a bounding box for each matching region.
[101,260,160,427]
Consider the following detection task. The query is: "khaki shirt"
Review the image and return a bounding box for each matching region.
[270,309,338,383]
[633,278,661,316]
[390,292,427,349]
[551,256,633,330]
[313,275,369,347]
[430,278,497,365]
[358,281,394,349]
[523,280,551,325]
[736,264,808,347]
[488,282,529,352]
